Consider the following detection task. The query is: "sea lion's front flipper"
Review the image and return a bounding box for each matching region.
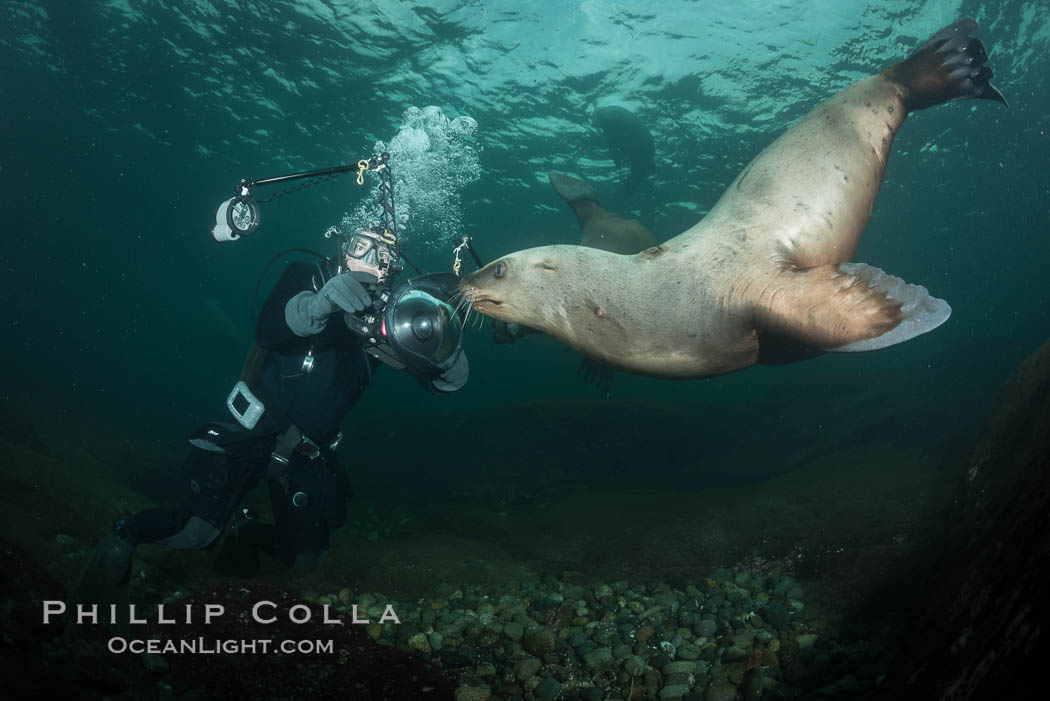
[755,263,951,353]
[884,18,1007,110]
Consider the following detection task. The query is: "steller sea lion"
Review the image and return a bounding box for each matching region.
[592,105,656,200]
[463,19,1007,380]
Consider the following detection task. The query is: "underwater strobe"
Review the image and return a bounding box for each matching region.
[211,158,386,242]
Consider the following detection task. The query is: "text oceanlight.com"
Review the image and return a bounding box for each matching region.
[108,637,335,655]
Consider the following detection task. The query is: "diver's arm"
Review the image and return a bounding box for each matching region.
[255,262,319,349]
[286,274,371,337]
[257,263,371,347]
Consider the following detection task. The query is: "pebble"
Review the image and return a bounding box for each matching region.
[503,621,524,641]
[706,681,739,701]
[650,651,671,669]
[583,646,613,667]
[662,660,697,675]
[534,676,562,698]
[723,646,748,663]
[523,628,556,657]
[694,619,717,638]
[659,681,691,699]
[731,632,755,649]
[407,633,431,654]
[513,656,542,680]
[676,642,701,660]
[495,682,524,697]
[454,686,491,701]
[624,655,646,677]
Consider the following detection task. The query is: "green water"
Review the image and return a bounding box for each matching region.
[3,0,1048,436]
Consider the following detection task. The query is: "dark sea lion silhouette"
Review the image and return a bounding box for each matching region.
[592,106,655,199]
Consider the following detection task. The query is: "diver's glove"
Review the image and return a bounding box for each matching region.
[285,273,372,337]
[432,351,469,393]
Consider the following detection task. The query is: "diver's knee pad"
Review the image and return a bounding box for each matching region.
[154,515,222,550]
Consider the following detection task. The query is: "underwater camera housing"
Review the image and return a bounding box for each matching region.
[344,272,465,375]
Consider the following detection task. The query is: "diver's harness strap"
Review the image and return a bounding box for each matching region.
[266,425,343,492]
[266,425,301,490]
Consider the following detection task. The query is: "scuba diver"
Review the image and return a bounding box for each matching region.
[71,156,471,618]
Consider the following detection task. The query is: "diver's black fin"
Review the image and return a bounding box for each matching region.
[886,18,1008,110]
[549,170,600,205]
[69,534,134,635]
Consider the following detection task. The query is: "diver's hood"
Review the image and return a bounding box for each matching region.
[383,272,465,376]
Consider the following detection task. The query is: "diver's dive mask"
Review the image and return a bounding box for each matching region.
[343,230,400,274]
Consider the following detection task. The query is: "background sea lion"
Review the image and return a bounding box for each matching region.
[548,170,657,254]
[592,106,655,200]
[464,19,1006,380]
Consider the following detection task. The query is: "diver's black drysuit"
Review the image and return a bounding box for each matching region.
[117,259,463,572]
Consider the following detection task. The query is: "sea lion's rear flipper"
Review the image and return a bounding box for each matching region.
[885,18,1007,110]
[549,170,600,204]
[755,263,951,353]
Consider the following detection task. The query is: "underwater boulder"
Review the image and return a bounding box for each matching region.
[872,336,1050,699]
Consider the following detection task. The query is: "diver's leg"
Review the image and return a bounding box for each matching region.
[70,443,267,621]
[269,454,350,572]
[211,512,275,577]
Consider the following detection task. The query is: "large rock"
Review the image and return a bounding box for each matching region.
[873,337,1050,700]
[522,628,556,658]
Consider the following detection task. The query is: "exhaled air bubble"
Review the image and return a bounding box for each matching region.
[339,105,481,253]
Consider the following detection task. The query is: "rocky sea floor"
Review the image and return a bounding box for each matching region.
[295,566,891,701]
[0,390,974,700]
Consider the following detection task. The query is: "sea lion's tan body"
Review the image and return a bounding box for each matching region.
[463,19,1006,379]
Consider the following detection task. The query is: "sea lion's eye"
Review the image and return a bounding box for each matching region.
[493,262,506,278]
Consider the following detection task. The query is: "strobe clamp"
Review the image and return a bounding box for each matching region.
[451,235,484,276]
